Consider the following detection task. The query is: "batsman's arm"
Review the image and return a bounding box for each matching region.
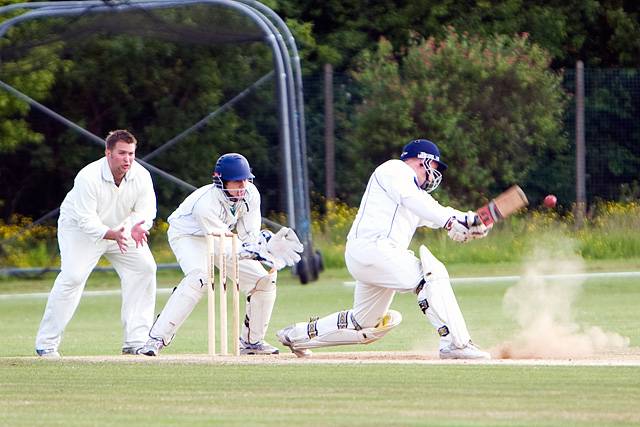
[401,191,457,229]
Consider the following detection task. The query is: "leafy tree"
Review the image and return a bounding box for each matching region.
[277,0,640,69]
[344,29,569,206]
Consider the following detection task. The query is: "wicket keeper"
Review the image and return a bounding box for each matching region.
[140,153,303,356]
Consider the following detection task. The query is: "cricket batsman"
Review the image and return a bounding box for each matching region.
[277,139,492,359]
[140,153,303,356]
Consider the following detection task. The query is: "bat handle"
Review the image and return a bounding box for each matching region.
[476,202,499,226]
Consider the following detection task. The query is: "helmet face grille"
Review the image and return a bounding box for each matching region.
[423,165,442,193]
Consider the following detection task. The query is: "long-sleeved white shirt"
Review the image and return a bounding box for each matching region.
[167,182,262,244]
[347,159,465,249]
[58,157,156,242]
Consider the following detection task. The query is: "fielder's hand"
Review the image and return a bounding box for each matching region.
[131,220,149,248]
[104,226,129,253]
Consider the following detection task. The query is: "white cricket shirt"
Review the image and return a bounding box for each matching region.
[167,182,262,244]
[59,157,156,242]
[347,159,464,249]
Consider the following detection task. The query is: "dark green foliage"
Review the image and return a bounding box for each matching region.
[0,6,280,220]
[1,1,639,221]
[277,0,640,70]
[346,30,568,206]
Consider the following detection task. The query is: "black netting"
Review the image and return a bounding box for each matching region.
[0,3,284,221]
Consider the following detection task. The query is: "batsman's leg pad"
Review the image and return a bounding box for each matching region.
[284,309,402,350]
[417,245,470,348]
[148,269,207,345]
[242,272,277,343]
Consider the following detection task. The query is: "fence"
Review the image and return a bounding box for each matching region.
[308,66,640,207]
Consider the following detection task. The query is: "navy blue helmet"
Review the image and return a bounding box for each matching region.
[213,153,254,189]
[400,139,446,193]
[400,139,448,171]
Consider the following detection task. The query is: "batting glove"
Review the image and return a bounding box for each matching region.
[445,216,470,243]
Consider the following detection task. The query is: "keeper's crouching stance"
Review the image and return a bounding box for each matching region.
[278,139,491,359]
[140,153,303,356]
[142,236,279,356]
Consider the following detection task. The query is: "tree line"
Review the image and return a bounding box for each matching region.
[0,0,638,222]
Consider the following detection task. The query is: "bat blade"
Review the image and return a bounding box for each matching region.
[476,185,528,226]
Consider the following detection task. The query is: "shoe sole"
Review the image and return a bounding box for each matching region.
[439,351,491,360]
[290,348,312,358]
[239,349,280,355]
[36,354,61,359]
[276,330,312,358]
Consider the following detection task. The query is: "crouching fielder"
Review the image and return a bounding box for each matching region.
[140,153,303,356]
[277,139,491,359]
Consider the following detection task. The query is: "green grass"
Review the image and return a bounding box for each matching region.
[1,264,639,426]
[1,362,639,427]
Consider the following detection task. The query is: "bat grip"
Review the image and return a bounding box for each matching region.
[476,201,501,226]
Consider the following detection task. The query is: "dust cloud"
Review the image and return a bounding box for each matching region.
[494,238,630,359]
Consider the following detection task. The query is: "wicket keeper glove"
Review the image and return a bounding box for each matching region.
[266,227,304,267]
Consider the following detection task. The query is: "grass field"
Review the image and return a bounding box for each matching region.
[1,260,639,426]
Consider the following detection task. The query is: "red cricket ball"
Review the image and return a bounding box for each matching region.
[543,194,557,208]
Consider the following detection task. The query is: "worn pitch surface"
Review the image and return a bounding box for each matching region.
[10,349,640,366]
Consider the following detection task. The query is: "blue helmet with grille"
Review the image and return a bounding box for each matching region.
[213,153,254,189]
[399,139,448,171]
[400,139,447,193]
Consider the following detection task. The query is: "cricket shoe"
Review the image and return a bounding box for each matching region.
[121,346,143,355]
[35,349,61,359]
[276,326,312,358]
[139,337,165,356]
[239,338,280,355]
[439,341,490,360]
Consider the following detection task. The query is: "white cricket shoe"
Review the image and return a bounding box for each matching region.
[36,349,61,359]
[139,337,165,356]
[239,338,279,355]
[439,341,491,360]
[276,326,312,358]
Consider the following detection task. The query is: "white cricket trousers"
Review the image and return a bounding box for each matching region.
[35,225,157,351]
[345,238,423,328]
[346,237,472,348]
[149,233,276,344]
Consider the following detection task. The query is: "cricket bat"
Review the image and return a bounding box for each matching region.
[474,185,529,226]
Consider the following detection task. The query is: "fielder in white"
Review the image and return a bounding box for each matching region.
[277,139,492,359]
[140,153,303,356]
[35,130,157,358]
